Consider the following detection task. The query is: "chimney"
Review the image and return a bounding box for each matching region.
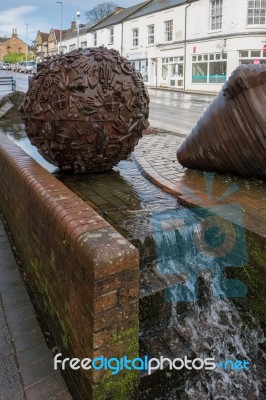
[71,19,76,31]
[12,28,17,37]
[115,7,125,13]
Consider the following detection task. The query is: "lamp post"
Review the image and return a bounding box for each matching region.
[24,23,28,63]
[56,1,63,53]
[76,11,80,49]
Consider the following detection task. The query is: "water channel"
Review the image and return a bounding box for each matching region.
[2,123,266,399]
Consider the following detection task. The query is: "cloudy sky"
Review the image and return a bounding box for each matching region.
[0,0,141,43]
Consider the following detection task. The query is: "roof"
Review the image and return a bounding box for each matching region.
[91,1,150,30]
[62,25,93,40]
[52,29,68,40]
[38,32,49,41]
[126,0,187,19]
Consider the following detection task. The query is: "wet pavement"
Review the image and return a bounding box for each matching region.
[0,220,72,400]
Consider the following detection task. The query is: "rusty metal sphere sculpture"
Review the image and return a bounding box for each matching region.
[177,64,266,180]
[20,47,150,173]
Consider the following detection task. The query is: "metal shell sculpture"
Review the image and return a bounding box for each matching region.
[20,47,149,173]
[176,64,266,180]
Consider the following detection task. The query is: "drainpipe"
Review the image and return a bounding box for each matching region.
[121,21,123,56]
[184,0,192,91]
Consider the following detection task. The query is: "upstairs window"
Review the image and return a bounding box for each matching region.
[210,0,223,30]
[132,28,139,47]
[147,24,155,44]
[109,27,114,44]
[92,32,97,46]
[164,20,173,41]
[247,0,266,25]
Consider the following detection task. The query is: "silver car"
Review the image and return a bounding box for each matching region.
[19,61,36,74]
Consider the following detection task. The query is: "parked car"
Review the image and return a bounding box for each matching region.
[19,61,36,74]
[1,62,10,70]
[11,63,20,72]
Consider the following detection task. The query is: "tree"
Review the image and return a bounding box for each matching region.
[3,52,35,63]
[3,53,25,63]
[85,2,117,24]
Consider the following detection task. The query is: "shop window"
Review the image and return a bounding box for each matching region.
[192,53,227,83]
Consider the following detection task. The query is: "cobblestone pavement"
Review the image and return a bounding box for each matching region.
[0,220,72,400]
[133,133,266,239]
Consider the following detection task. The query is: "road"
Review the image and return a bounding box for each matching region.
[149,88,214,134]
[0,70,214,135]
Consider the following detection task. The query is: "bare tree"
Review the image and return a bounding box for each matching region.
[85,2,118,24]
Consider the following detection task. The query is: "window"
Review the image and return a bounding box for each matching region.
[132,28,139,47]
[210,0,223,30]
[109,27,114,44]
[192,53,227,84]
[239,49,266,65]
[147,24,154,44]
[92,32,97,46]
[164,20,173,41]
[247,0,266,25]
[69,44,76,51]
[131,59,148,81]
[81,41,87,49]
[162,57,184,87]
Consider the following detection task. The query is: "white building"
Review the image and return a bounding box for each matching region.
[60,0,266,93]
[123,0,266,92]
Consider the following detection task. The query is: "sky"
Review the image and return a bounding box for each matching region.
[0,0,141,43]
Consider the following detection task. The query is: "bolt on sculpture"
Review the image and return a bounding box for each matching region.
[177,64,266,180]
[20,47,150,173]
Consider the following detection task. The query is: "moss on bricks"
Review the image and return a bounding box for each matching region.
[95,326,139,400]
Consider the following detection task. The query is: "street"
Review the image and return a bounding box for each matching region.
[149,88,214,134]
[0,70,214,135]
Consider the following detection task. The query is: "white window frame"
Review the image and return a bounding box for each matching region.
[247,0,266,25]
[81,41,87,49]
[164,20,173,41]
[92,32,97,46]
[132,28,139,47]
[109,27,114,44]
[210,0,223,31]
[192,52,227,84]
[147,24,155,44]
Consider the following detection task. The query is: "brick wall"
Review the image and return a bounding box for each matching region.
[0,133,139,399]
[0,36,27,61]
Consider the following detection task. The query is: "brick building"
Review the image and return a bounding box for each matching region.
[0,29,27,61]
[35,27,68,61]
